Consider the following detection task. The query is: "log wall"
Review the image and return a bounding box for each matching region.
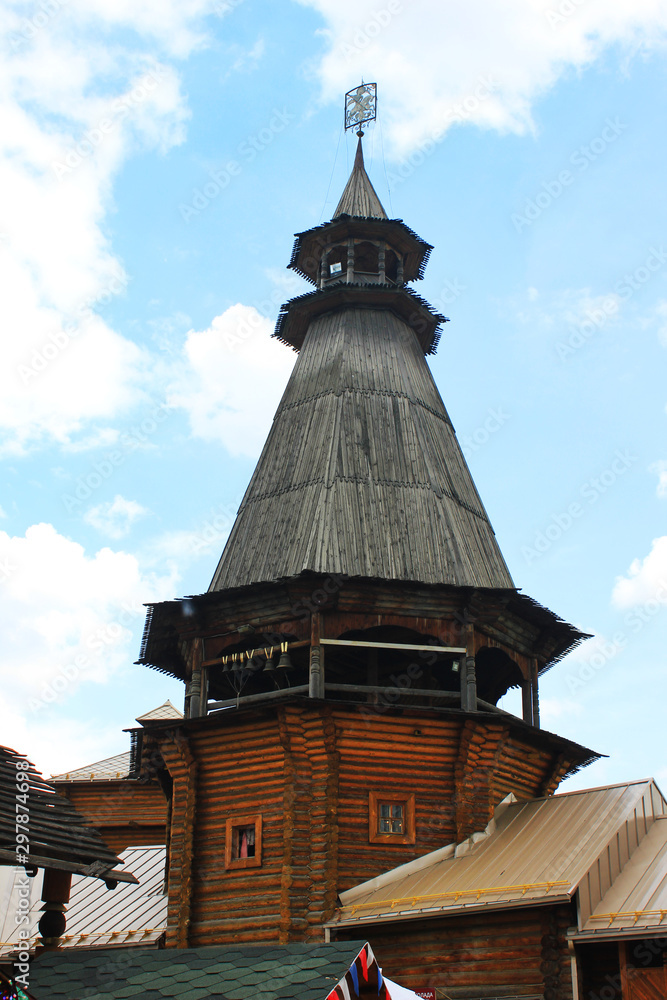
[159,703,576,946]
[336,903,577,1000]
[56,780,168,854]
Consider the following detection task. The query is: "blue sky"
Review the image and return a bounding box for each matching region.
[1,0,666,790]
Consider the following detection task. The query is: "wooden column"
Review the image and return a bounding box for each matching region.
[319,249,328,289]
[367,648,379,704]
[462,625,477,712]
[38,868,71,949]
[531,658,540,729]
[619,941,628,1000]
[189,638,204,718]
[346,239,354,283]
[465,657,477,712]
[522,676,533,725]
[397,255,404,285]
[309,612,324,699]
[378,242,386,283]
[161,732,198,948]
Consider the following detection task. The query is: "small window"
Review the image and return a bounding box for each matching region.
[330,261,342,275]
[225,814,262,869]
[369,792,415,845]
[378,802,404,835]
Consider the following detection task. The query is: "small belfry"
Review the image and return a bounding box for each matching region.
[136,85,599,947]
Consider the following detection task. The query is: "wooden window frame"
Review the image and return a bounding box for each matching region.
[368,792,415,845]
[225,814,262,870]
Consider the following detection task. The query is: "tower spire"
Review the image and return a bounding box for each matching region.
[335,81,386,220]
[332,136,387,220]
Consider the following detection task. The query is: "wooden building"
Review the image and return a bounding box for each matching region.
[0,743,137,965]
[132,134,602,965]
[50,701,179,855]
[329,779,667,998]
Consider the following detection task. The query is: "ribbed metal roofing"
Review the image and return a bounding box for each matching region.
[576,815,667,939]
[1,846,167,953]
[333,137,387,220]
[210,306,513,592]
[329,779,667,929]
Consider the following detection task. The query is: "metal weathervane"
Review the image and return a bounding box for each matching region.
[344,82,377,136]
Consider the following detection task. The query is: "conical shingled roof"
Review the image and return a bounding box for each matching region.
[333,137,387,220]
[209,306,514,592]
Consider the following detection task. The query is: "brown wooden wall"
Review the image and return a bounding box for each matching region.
[336,903,577,1000]
[57,780,168,854]
[158,702,579,947]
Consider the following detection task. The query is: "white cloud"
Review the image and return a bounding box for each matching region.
[298,0,667,155]
[0,522,178,768]
[649,460,667,499]
[84,494,149,538]
[612,536,667,607]
[0,1,222,453]
[169,304,296,457]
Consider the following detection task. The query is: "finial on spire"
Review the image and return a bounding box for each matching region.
[345,82,377,138]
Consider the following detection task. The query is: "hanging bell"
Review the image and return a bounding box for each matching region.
[277,641,293,670]
[263,647,276,672]
[222,655,231,673]
[232,653,241,672]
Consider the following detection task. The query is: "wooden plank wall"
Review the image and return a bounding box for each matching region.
[159,705,576,947]
[57,781,168,853]
[336,903,577,1000]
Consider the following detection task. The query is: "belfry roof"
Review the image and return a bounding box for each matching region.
[333,137,387,220]
[209,306,513,592]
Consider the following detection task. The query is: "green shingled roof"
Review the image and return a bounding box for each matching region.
[28,942,371,1000]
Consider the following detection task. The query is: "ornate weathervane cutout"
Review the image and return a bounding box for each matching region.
[344,82,377,136]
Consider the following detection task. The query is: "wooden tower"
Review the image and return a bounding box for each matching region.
[137,126,599,947]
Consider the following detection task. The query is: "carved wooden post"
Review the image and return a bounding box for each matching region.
[397,255,404,285]
[367,647,379,704]
[462,624,477,712]
[346,238,355,283]
[465,657,477,712]
[38,868,71,949]
[320,249,329,289]
[531,658,540,729]
[522,674,533,725]
[188,638,203,718]
[378,242,386,283]
[309,611,324,699]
